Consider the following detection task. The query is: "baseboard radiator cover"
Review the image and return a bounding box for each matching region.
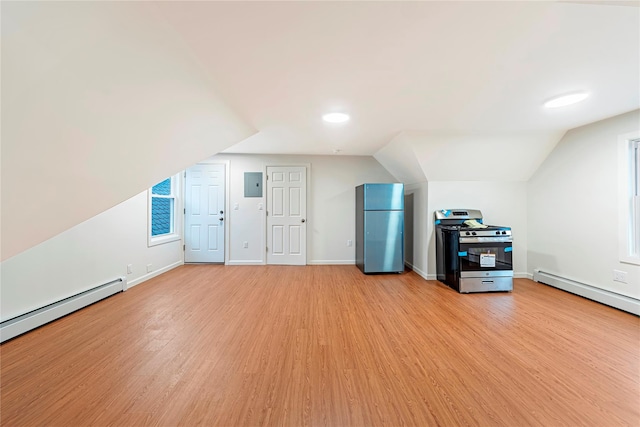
[0,277,126,343]
[533,269,639,316]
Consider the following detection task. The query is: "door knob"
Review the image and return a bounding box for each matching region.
[220,210,224,214]
[219,217,224,221]
[301,219,306,223]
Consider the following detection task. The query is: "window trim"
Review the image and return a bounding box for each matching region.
[631,139,640,256]
[618,132,640,265]
[148,173,182,247]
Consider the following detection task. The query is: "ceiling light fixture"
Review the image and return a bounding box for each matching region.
[322,112,350,123]
[544,92,589,109]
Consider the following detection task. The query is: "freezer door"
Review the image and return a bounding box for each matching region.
[363,183,404,211]
[364,210,404,273]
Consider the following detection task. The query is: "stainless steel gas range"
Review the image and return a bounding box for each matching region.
[434,209,513,293]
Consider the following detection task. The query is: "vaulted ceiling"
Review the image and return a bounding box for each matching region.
[148,1,639,156]
[2,1,638,260]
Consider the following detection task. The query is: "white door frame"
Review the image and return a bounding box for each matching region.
[264,163,310,265]
[184,160,230,265]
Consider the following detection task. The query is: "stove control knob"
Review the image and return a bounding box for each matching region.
[465,231,471,236]
[472,231,477,236]
[502,231,507,235]
[496,231,500,235]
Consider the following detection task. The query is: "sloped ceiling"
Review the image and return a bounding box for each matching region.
[148,1,639,156]
[413,131,564,182]
[153,0,637,183]
[373,133,427,185]
[2,1,638,260]
[1,2,255,260]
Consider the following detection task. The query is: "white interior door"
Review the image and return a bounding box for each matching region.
[266,166,307,265]
[185,164,225,263]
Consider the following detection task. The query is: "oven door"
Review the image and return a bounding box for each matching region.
[458,238,513,272]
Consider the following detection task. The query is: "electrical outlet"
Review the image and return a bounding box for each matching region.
[243,241,248,248]
[347,240,353,247]
[147,264,153,273]
[613,270,628,284]
[127,264,133,274]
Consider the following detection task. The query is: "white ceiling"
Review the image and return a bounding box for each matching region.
[1,1,638,260]
[148,1,640,157]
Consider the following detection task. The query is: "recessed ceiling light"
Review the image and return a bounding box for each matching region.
[322,112,350,123]
[544,92,589,109]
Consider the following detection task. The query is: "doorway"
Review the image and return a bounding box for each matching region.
[266,166,307,265]
[184,163,226,263]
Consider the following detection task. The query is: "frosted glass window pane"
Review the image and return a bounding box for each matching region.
[152,178,172,195]
[633,140,640,256]
[152,197,172,236]
[634,141,639,196]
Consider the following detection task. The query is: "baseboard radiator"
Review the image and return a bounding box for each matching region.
[533,269,639,316]
[0,277,126,343]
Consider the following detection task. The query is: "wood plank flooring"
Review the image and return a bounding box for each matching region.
[1,265,639,426]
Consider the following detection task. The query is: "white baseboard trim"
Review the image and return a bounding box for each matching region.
[1,277,126,343]
[307,260,356,265]
[227,260,265,266]
[533,269,639,315]
[127,260,183,288]
[405,263,429,280]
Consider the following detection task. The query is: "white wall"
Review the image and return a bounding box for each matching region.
[0,153,404,323]
[1,189,184,322]
[208,154,396,265]
[426,181,529,278]
[528,110,640,299]
[404,182,429,278]
[1,2,254,260]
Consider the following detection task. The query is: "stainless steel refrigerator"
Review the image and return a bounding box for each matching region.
[355,183,404,273]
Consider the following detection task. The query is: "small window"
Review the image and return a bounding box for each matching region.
[148,175,181,246]
[620,134,640,265]
[630,139,640,257]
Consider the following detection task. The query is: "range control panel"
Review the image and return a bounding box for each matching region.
[461,229,511,237]
[434,209,483,222]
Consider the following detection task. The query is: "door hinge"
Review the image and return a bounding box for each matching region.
[266,211,268,216]
[266,246,269,252]
[183,244,185,251]
[184,208,186,214]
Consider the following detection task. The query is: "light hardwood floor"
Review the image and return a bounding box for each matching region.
[1,265,639,426]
